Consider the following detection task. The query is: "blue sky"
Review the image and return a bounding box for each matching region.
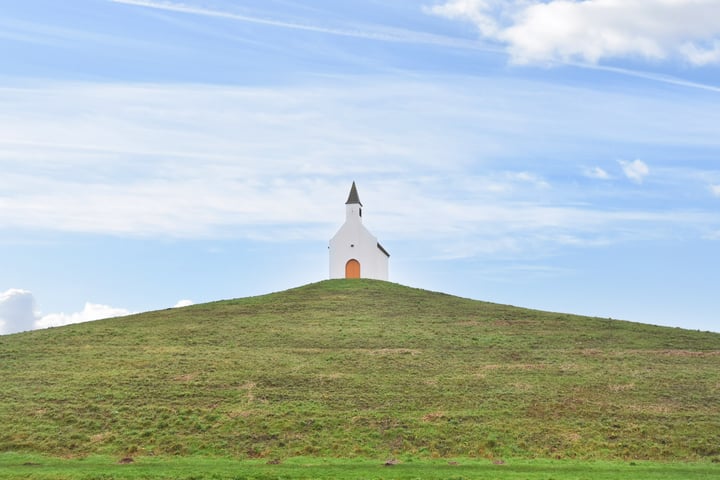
[1,0,719,334]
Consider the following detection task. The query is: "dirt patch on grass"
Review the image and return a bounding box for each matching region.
[608,383,636,392]
[422,411,446,422]
[481,363,548,371]
[238,382,257,402]
[616,349,720,357]
[456,320,482,327]
[492,319,532,327]
[563,432,582,443]
[628,403,674,415]
[143,346,186,354]
[655,350,720,357]
[90,432,112,443]
[513,363,547,370]
[511,382,534,392]
[227,409,254,419]
[580,348,605,356]
[173,373,198,382]
[367,348,420,355]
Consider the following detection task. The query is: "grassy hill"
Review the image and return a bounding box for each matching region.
[1,280,719,462]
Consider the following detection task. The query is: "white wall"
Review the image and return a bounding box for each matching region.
[329,203,389,280]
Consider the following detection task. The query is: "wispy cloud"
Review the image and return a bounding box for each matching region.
[711,184,720,197]
[619,159,650,184]
[0,14,170,51]
[704,230,720,240]
[505,171,550,189]
[2,78,719,256]
[109,0,491,51]
[584,167,611,180]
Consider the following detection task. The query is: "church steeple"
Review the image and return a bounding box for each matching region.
[345,181,362,206]
[345,182,363,221]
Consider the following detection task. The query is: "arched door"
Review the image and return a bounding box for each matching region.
[345,259,361,279]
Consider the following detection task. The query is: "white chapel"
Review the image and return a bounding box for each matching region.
[329,182,389,280]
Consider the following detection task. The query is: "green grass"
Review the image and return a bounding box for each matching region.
[0,454,717,480]
[1,280,719,464]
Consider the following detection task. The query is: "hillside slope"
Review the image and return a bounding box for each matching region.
[1,280,719,460]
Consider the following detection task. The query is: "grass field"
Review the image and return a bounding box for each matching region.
[1,454,717,480]
[1,279,719,470]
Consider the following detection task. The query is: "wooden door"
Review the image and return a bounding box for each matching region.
[345,259,361,279]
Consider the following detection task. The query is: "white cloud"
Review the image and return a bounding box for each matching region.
[426,0,504,38]
[0,289,38,335]
[0,289,131,335]
[711,185,720,197]
[505,171,550,189]
[428,0,720,65]
[704,230,720,240]
[34,303,132,330]
[681,41,720,66]
[619,159,650,183]
[173,299,194,308]
[585,166,611,180]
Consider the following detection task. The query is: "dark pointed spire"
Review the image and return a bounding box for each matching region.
[345,181,362,206]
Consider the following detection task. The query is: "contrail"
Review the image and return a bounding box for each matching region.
[108,0,497,51]
[569,62,720,94]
